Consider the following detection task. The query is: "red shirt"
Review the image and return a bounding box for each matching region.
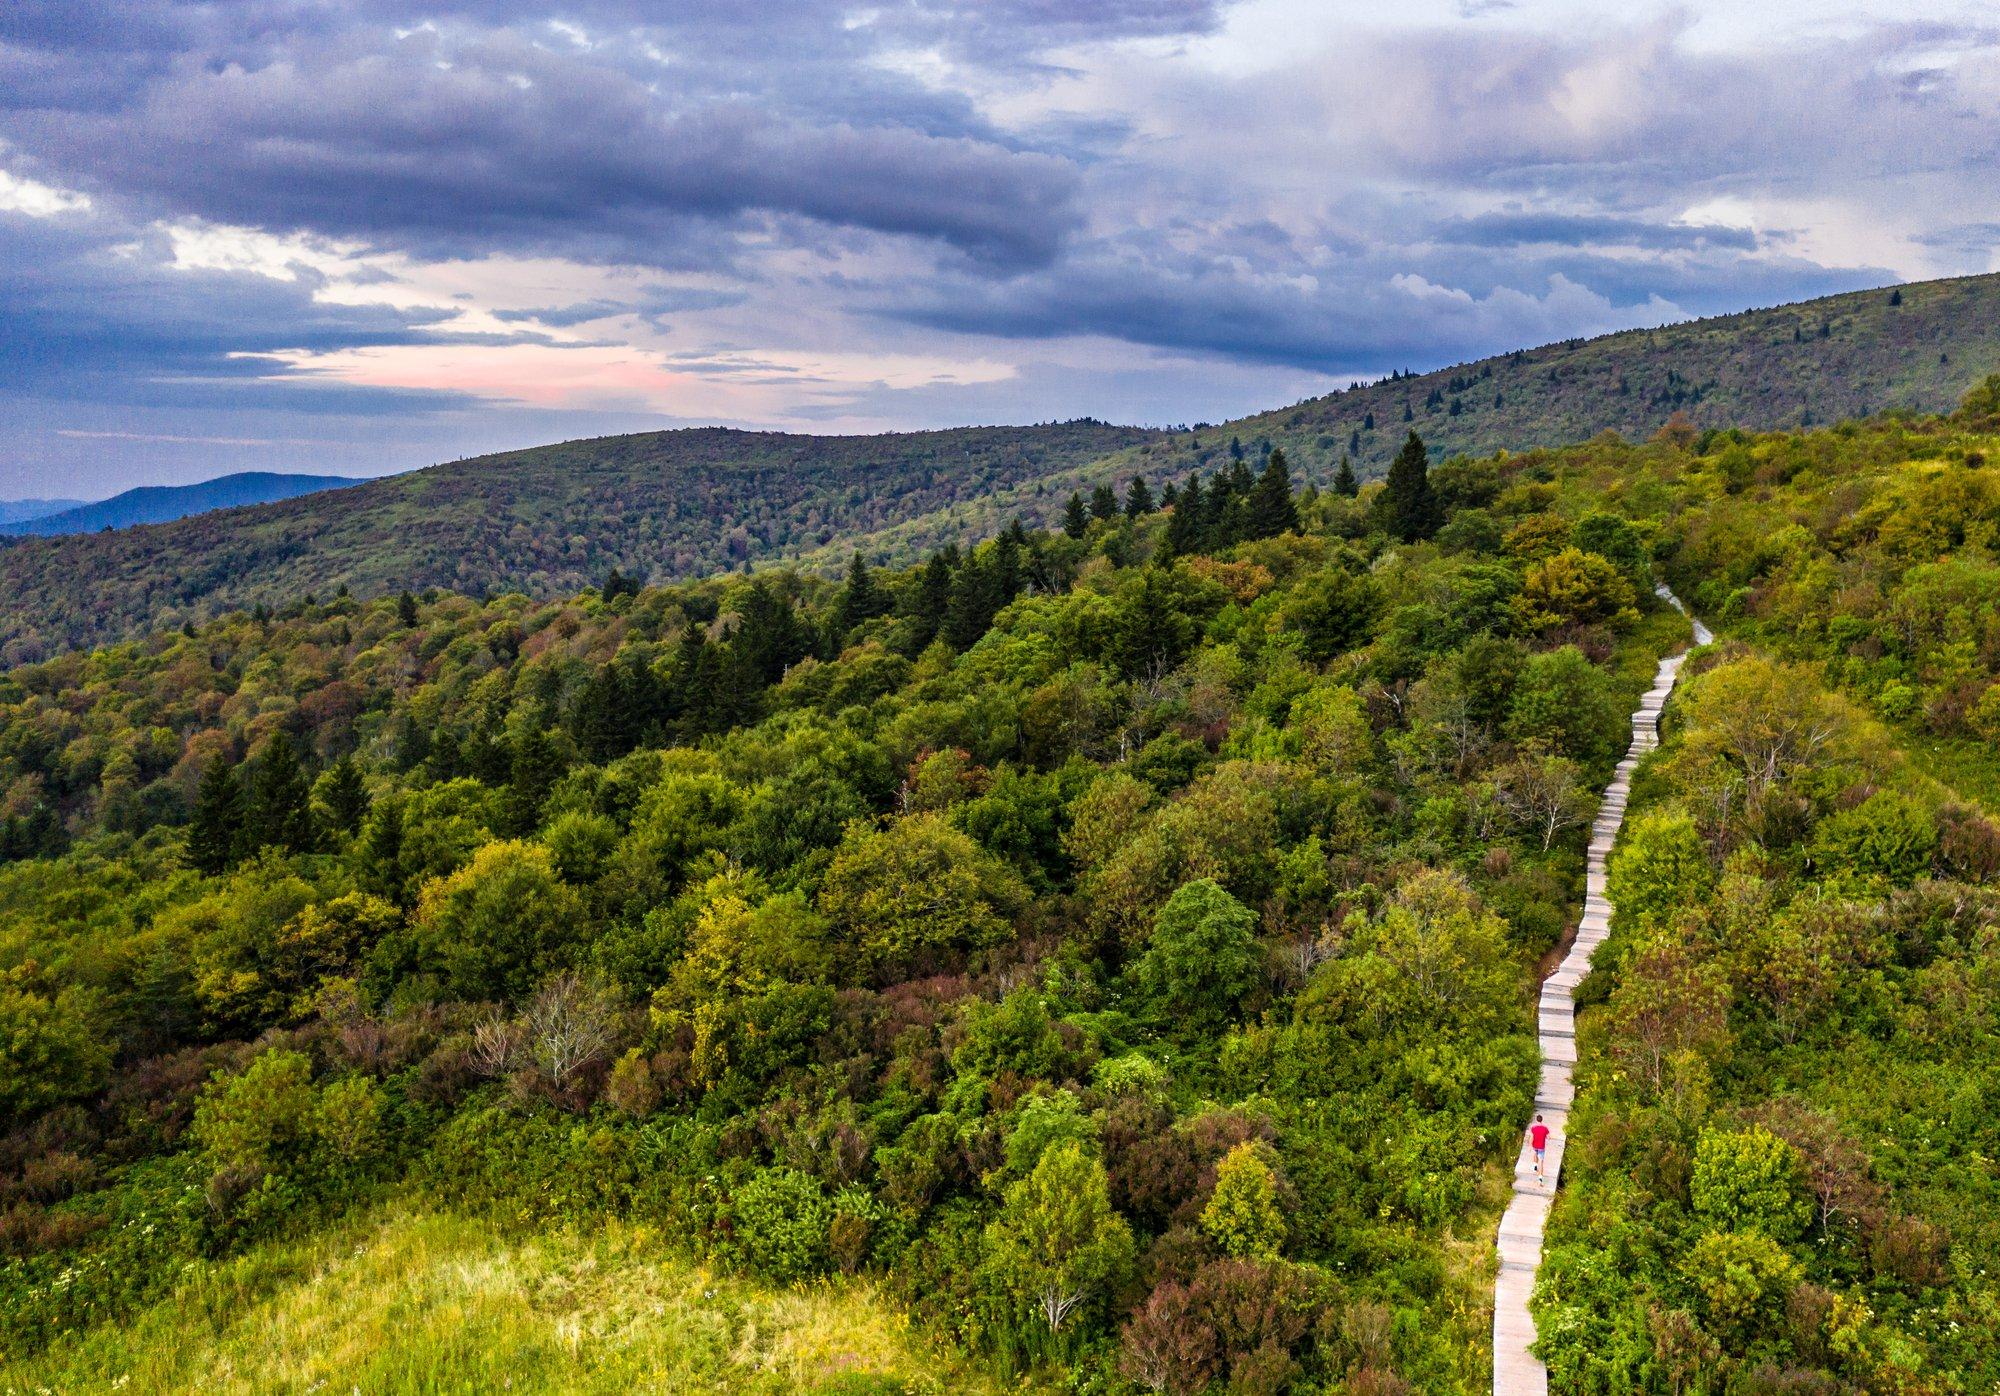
[1530,1124,1551,1150]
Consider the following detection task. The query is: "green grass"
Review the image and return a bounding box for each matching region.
[0,1207,997,1396]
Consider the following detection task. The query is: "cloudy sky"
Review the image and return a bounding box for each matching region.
[3,0,1996,496]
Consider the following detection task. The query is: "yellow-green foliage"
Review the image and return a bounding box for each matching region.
[0,1207,994,1396]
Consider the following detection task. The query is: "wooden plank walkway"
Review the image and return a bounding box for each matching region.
[1492,589,1711,1395]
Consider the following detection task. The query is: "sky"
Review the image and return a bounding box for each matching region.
[2,1,1997,497]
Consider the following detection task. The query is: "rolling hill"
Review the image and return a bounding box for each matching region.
[4,271,1999,659]
[0,472,359,537]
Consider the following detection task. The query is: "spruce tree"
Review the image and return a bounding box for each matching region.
[1165,472,1205,555]
[945,552,999,650]
[1089,483,1119,522]
[397,590,419,627]
[317,756,369,837]
[502,728,567,836]
[1247,448,1299,538]
[903,549,956,655]
[247,733,315,854]
[187,758,245,875]
[1124,476,1154,518]
[836,550,886,632]
[1333,454,1359,498]
[1063,492,1089,539]
[1379,430,1441,543]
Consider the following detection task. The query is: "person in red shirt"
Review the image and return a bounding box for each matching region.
[1529,1115,1551,1177]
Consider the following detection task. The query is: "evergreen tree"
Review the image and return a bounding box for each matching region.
[735,581,809,684]
[501,728,567,836]
[1165,472,1205,556]
[396,590,419,627]
[1247,448,1299,538]
[1333,454,1359,498]
[836,550,887,633]
[600,568,640,604]
[1063,492,1089,539]
[1124,476,1154,518]
[945,552,1000,650]
[247,733,315,854]
[995,521,1026,602]
[1379,430,1441,543]
[187,759,245,875]
[903,549,956,655]
[317,756,369,837]
[1089,483,1119,522]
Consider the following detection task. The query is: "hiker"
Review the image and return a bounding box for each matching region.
[1529,1115,1551,1176]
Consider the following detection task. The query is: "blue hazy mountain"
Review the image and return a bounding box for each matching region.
[0,472,360,537]
[0,498,86,524]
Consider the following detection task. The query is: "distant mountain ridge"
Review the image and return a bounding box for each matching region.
[0,499,84,527]
[0,472,360,537]
[4,271,2000,659]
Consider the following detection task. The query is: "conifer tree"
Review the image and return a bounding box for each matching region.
[1089,483,1119,522]
[317,756,369,837]
[1247,448,1299,538]
[836,550,886,632]
[903,549,956,654]
[1063,492,1089,539]
[1379,430,1441,543]
[1165,471,1205,556]
[945,552,999,650]
[247,733,315,854]
[397,590,419,627]
[1333,454,1359,498]
[1124,476,1154,518]
[187,758,245,875]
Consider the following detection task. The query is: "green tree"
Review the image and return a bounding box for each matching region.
[1125,475,1155,518]
[1131,878,1261,1029]
[396,590,419,627]
[985,1139,1135,1340]
[836,550,888,633]
[412,840,587,1000]
[246,734,315,855]
[1333,453,1359,497]
[188,757,246,875]
[0,968,112,1119]
[1377,430,1440,542]
[1247,448,1299,538]
[313,756,370,838]
[1063,491,1090,539]
[1090,482,1119,522]
[818,814,1026,983]
[1607,806,1714,930]
[1200,1141,1286,1260]
[1512,547,1639,632]
[1692,1126,1813,1241]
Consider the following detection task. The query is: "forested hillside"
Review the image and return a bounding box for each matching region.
[5,384,2000,1392]
[0,426,1684,1392]
[7,274,2000,661]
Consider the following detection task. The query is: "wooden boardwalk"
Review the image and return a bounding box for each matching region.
[1492,590,1711,1395]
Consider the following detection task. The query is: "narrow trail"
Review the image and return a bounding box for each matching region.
[1492,589,1711,1395]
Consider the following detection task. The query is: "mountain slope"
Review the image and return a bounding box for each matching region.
[5,272,2000,659]
[0,499,84,527]
[0,472,359,537]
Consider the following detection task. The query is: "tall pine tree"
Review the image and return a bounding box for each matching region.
[1333,454,1359,498]
[1247,448,1299,538]
[1063,492,1089,539]
[1125,476,1155,518]
[187,758,245,875]
[1379,430,1441,543]
[836,550,888,633]
[247,733,315,854]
